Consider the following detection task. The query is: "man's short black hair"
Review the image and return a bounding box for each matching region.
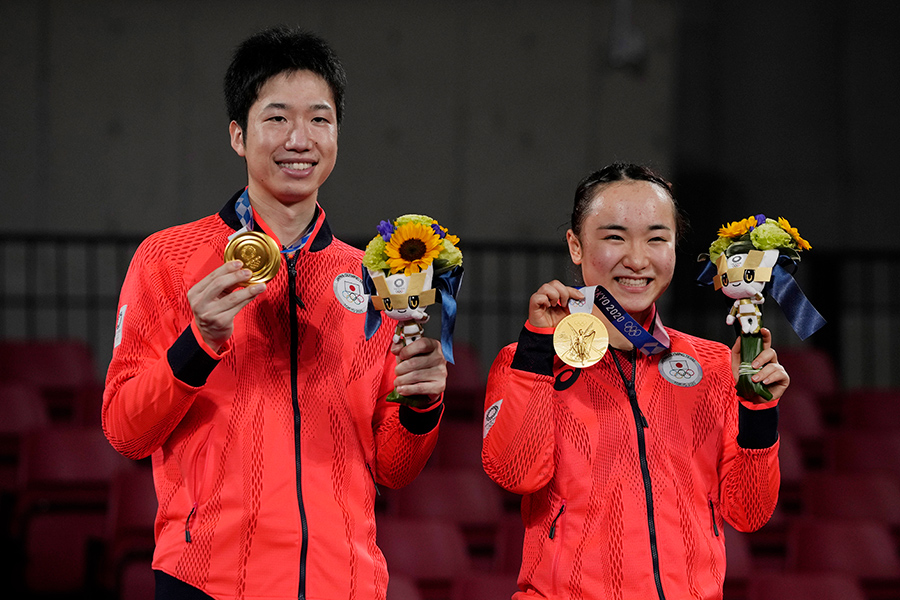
[224,26,347,132]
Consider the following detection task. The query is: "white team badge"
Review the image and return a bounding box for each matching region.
[483,399,503,438]
[658,352,703,387]
[114,305,127,348]
[333,273,367,314]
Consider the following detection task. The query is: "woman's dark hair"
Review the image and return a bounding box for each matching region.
[570,162,687,241]
[224,26,347,132]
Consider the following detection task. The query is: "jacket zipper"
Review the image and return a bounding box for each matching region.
[549,499,567,597]
[708,495,720,537]
[288,253,309,600]
[366,462,382,498]
[549,501,566,540]
[184,501,198,542]
[612,350,666,600]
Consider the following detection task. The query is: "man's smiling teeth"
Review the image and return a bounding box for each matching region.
[616,277,650,287]
[281,162,313,170]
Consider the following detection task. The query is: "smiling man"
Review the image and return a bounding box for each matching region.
[102,27,446,600]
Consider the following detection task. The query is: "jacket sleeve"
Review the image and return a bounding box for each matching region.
[481,324,557,495]
[102,237,222,460]
[718,355,781,532]
[370,350,443,489]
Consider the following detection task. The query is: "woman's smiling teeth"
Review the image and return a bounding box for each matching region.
[616,277,650,288]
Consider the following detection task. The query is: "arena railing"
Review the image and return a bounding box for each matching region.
[0,233,882,388]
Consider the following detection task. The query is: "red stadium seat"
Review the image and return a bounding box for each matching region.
[777,388,826,442]
[826,430,900,480]
[801,471,900,526]
[839,387,900,431]
[429,420,485,471]
[747,572,867,600]
[443,341,487,421]
[776,346,840,424]
[491,513,524,575]
[786,518,900,597]
[385,468,504,560]
[104,467,157,594]
[377,517,471,600]
[387,574,424,600]
[15,426,132,593]
[450,572,518,600]
[118,559,155,600]
[0,339,100,422]
[0,381,49,490]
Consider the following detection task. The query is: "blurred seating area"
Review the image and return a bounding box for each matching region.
[5,336,900,600]
[0,339,153,600]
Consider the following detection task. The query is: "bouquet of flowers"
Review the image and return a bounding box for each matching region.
[700,215,824,401]
[362,214,463,405]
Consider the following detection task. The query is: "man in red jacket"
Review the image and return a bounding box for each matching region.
[103,27,446,600]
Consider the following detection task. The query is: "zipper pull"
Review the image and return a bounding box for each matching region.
[638,406,648,428]
[185,502,198,543]
[549,502,566,539]
[366,463,381,498]
[708,496,720,537]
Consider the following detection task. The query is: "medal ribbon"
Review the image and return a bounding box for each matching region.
[569,285,670,356]
[235,189,312,254]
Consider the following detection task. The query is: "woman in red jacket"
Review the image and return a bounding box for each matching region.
[482,163,789,600]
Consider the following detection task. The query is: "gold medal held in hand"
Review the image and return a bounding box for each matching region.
[224,231,281,285]
[554,312,609,368]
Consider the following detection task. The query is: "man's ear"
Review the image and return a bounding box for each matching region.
[229,121,246,157]
[566,229,583,265]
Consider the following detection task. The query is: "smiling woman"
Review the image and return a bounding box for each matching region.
[481,162,790,600]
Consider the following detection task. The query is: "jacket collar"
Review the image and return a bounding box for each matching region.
[218,189,333,253]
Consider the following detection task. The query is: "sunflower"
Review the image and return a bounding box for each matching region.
[385,221,443,275]
[778,217,812,251]
[717,215,757,239]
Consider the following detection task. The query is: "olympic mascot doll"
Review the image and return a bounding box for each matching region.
[700,215,826,400]
[362,215,463,406]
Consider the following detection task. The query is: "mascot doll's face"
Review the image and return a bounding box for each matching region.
[369,264,436,321]
[715,249,778,300]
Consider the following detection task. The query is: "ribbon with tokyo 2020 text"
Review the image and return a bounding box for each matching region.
[578,285,671,356]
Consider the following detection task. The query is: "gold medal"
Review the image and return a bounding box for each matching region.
[553,312,609,368]
[224,231,281,285]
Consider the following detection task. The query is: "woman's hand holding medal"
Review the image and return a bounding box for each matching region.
[528,281,585,329]
[530,281,610,369]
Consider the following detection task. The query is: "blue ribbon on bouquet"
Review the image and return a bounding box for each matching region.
[696,257,826,340]
[362,266,464,364]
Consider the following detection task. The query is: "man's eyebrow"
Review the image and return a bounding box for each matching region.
[260,102,334,112]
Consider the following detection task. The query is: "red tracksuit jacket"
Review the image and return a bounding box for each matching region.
[103,192,442,600]
[482,319,779,600]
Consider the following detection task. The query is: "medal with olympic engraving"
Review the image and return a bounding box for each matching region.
[554,312,609,368]
[224,231,281,285]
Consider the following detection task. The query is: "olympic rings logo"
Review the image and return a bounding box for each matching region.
[342,290,365,305]
[623,321,641,337]
[668,367,696,379]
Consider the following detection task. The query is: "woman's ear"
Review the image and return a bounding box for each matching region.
[566,229,583,265]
